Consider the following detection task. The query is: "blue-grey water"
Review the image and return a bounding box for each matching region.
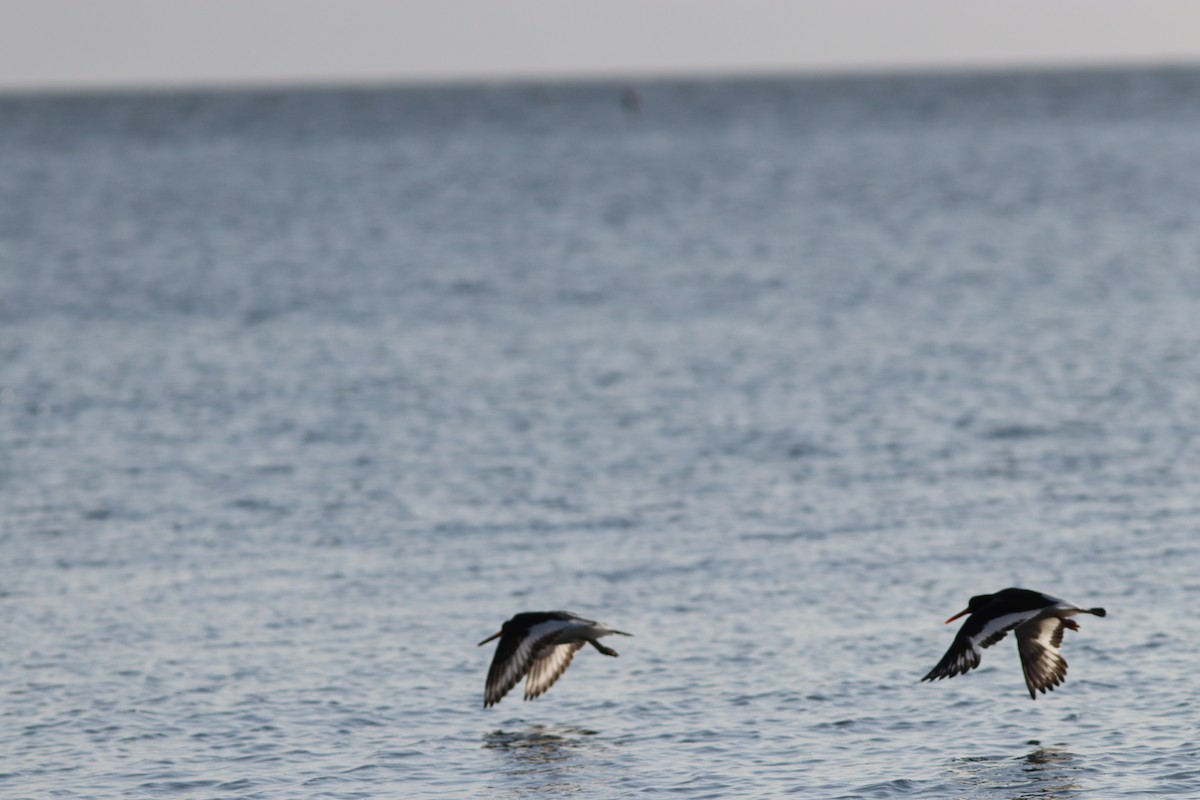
[4,68,1200,798]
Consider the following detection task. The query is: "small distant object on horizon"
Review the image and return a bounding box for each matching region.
[477,611,632,707]
[921,587,1107,700]
[620,87,643,114]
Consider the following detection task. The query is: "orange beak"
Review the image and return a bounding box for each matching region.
[944,607,971,624]
[477,631,502,647]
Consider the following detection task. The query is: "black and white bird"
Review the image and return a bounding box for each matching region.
[477,611,632,707]
[921,588,1106,700]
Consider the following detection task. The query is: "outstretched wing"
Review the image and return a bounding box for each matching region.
[1016,617,1068,700]
[484,619,576,707]
[524,641,586,700]
[922,609,1041,683]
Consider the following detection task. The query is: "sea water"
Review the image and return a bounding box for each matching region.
[3,68,1200,797]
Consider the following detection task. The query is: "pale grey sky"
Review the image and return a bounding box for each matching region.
[3,0,1200,92]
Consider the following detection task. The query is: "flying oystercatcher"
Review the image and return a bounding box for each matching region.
[921,588,1106,699]
[477,611,632,707]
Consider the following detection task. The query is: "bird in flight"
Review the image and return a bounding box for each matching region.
[921,588,1106,699]
[477,611,632,707]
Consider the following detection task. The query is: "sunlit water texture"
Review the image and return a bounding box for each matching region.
[4,67,1200,798]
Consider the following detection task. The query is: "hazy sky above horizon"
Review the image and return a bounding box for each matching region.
[3,0,1200,92]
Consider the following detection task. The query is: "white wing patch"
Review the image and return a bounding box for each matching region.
[525,642,585,700]
[972,610,1042,650]
[924,608,1043,683]
[1016,617,1069,699]
[484,619,578,707]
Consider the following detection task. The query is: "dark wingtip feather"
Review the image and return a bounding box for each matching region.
[1090,607,1107,617]
[919,664,953,683]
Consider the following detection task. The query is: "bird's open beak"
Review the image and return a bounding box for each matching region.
[944,608,971,624]
[477,631,502,646]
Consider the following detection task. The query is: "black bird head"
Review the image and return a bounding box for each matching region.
[944,592,996,624]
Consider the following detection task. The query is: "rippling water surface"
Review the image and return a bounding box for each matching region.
[4,69,1200,798]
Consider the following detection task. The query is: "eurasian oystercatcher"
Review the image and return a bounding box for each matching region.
[921,588,1106,699]
[477,611,632,707]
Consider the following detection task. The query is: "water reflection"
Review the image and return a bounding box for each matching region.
[1017,747,1080,799]
[949,745,1081,799]
[483,725,602,796]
